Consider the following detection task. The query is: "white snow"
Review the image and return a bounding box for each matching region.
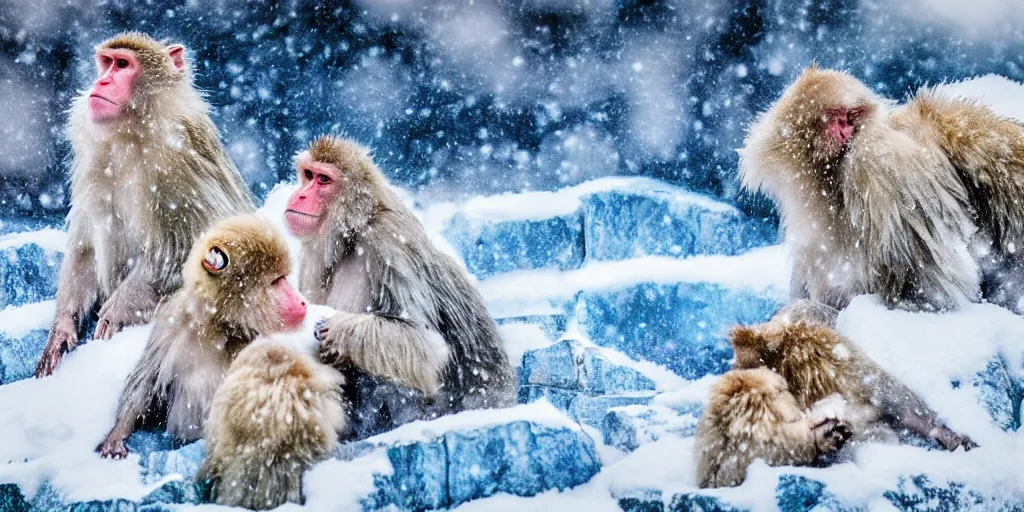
[0,227,67,252]
[478,245,789,304]
[0,325,155,502]
[433,176,736,224]
[0,300,55,338]
[936,74,1024,122]
[364,399,582,447]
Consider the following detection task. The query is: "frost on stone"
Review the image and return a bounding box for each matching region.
[0,329,46,384]
[0,243,62,309]
[576,282,782,379]
[602,403,701,452]
[969,356,1022,431]
[140,439,205,484]
[518,339,659,427]
[444,209,585,279]
[441,177,776,279]
[358,421,601,510]
[582,187,775,262]
[883,475,1001,512]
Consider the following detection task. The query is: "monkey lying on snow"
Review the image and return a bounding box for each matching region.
[695,367,852,488]
[697,301,976,488]
[96,214,307,459]
[741,66,1024,314]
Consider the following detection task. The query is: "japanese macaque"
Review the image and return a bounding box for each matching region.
[200,341,346,510]
[96,215,306,459]
[730,301,977,452]
[740,65,1024,313]
[695,367,851,488]
[36,32,254,377]
[284,136,515,433]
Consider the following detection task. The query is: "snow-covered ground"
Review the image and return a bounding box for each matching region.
[0,74,1021,511]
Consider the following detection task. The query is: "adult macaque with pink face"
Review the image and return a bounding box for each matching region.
[97,215,307,459]
[741,65,1024,314]
[35,32,254,377]
[283,136,515,437]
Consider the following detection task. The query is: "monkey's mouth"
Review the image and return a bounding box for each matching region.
[284,209,321,236]
[89,94,119,106]
[285,209,319,220]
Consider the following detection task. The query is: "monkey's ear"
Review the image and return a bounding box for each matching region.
[729,325,762,349]
[168,45,186,71]
[203,246,229,274]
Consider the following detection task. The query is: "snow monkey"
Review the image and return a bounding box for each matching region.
[730,300,977,452]
[695,367,852,488]
[740,65,1024,313]
[96,215,307,459]
[283,135,516,433]
[36,32,255,377]
[200,341,347,510]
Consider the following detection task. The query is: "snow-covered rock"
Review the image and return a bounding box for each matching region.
[439,177,776,279]
[602,404,701,453]
[0,234,64,310]
[444,208,585,279]
[521,339,657,395]
[582,185,774,262]
[306,402,602,511]
[480,246,790,380]
[576,280,781,380]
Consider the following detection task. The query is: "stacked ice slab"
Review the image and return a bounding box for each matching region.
[2,175,1021,511]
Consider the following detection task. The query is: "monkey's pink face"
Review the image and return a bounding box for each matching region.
[272,276,308,331]
[825,107,864,148]
[285,160,340,239]
[88,49,141,123]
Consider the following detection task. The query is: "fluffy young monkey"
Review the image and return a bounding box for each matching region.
[282,136,515,433]
[96,215,307,458]
[741,66,1024,313]
[730,305,976,452]
[37,32,254,377]
[695,367,851,488]
[200,341,346,510]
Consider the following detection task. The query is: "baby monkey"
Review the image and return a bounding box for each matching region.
[97,215,307,458]
[731,300,976,452]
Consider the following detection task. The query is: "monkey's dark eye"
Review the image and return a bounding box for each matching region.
[317,174,332,185]
[202,246,229,274]
[116,58,130,69]
[100,56,112,67]
[304,169,314,181]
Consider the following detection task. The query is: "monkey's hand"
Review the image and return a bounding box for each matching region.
[935,427,978,452]
[96,433,130,460]
[316,311,449,395]
[34,315,79,378]
[96,281,159,340]
[811,418,852,454]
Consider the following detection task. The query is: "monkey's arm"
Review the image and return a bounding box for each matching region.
[36,217,100,377]
[95,265,160,340]
[317,311,449,395]
[97,331,172,459]
[871,371,977,451]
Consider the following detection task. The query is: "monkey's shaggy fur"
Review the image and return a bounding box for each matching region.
[741,66,1024,313]
[695,368,842,488]
[730,302,975,451]
[38,31,253,377]
[97,215,295,457]
[295,136,516,428]
[201,341,346,510]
